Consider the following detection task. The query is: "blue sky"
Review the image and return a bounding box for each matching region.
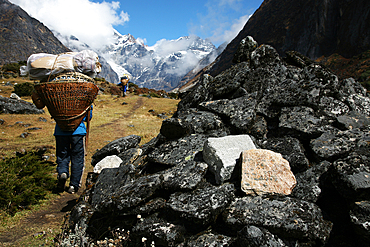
[10,0,264,48]
[107,0,264,46]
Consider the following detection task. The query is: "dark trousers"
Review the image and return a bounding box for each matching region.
[55,135,85,188]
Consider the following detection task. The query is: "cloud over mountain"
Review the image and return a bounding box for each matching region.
[9,0,129,50]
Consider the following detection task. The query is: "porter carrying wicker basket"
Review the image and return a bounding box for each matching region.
[34,72,99,132]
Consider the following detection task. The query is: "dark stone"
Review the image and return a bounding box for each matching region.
[147,134,208,166]
[285,50,315,68]
[199,94,258,133]
[90,164,138,212]
[20,132,30,138]
[331,154,370,201]
[232,36,258,65]
[91,135,141,166]
[257,137,309,173]
[236,225,286,247]
[291,161,332,202]
[248,115,268,139]
[159,161,208,192]
[336,111,370,130]
[161,108,227,139]
[251,45,281,68]
[167,183,235,227]
[27,127,41,131]
[209,62,249,99]
[349,200,370,242]
[318,96,350,118]
[223,196,333,244]
[125,197,166,216]
[176,74,213,113]
[131,214,186,246]
[279,106,335,139]
[0,95,45,114]
[182,232,235,247]
[310,128,370,161]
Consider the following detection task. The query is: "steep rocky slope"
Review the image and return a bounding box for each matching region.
[182,0,370,89]
[0,0,70,64]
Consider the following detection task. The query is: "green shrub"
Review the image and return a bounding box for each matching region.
[1,61,26,74]
[149,92,160,98]
[168,92,179,99]
[0,150,56,215]
[13,82,35,96]
[128,82,138,89]
[359,70,370,81]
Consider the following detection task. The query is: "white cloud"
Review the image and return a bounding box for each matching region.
[190,0,251,46]
[211,14,251,44]
[152,35,198,57]
[9,0,129,50]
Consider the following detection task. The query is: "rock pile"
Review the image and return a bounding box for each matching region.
[59,37,370,247]
[0,95,44,114]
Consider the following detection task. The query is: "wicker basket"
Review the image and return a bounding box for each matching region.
[34,72,99,132]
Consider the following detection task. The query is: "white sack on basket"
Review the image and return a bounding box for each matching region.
[27,52,76,80]
[73,50,101,78]
[27,50,101,80]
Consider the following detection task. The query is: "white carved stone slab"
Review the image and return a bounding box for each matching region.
[203,134,256,184]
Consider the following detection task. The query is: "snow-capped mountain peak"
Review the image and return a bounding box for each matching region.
[99,31,217,91]
[53,29,218,90]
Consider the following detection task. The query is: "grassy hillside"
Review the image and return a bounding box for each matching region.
[0,77,179,246]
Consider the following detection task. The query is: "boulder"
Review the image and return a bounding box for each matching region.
[232,36,258,65]
[148,134,208,167]
[223,196,333,244]
[199,93,258,133]
[236,225,287,247]
[0,95,45,114]
[256,137,309,173]
[93,155,122,174]
[203,135,256,184]
[310,128,370,160]
[291,161,332,203]
[167,183,235,227]
[181,232,235,246]
[91,135,141,166]
[240,149,296,196]
[330,154,370,201]
[131,214,186,246]
[349,200,370,241]
[160,108,227,139]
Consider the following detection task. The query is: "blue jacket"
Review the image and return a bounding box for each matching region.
[54,106,93,136]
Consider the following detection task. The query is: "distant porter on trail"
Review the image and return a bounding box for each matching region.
[118,74,130,97]
[30,50,100,194]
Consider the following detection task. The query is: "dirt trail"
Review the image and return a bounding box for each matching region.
[0,96,145,246]
[0,193,78,245]
[98,96,143,128]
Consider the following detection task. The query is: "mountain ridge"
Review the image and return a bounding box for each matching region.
[0,0,70,64]
[99,32,217,90]
[204,0,370,78]
[0,0,216,91]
